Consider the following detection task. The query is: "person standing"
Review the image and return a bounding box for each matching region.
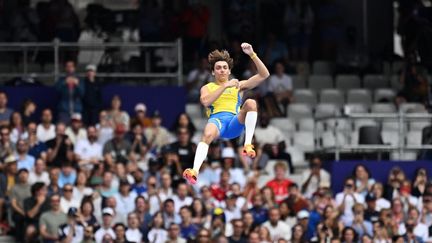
[83,64,102,126]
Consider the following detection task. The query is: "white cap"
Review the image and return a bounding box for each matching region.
[86,64,97,72]
[102,207,114,216]
[297,210,310,219]
[135,103,147,112]
[221,147,236,159]
[71,113,82,121]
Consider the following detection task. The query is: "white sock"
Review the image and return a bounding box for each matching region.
[244,111,257,145]
[192,142,209,172]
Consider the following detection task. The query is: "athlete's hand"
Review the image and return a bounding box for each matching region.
[241,42,254,56]
[224,79,239,89]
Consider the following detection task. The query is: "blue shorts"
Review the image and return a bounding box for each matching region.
[208,112,245,139]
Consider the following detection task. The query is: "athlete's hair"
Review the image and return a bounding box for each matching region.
[208,49,234,70]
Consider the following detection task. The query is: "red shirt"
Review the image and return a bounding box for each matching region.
[266,179,293,203]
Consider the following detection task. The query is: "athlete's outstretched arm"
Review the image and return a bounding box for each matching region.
[239,43,270,91]
[200,79,239,107]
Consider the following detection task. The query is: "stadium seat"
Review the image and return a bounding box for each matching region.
[382,120,401,131]
[292,131,315,152]
[315,103,341,118]
[293,89,317,106]
[194,118,208,131]
[344,103,368,114]
[363,75,389,90]
[390,152,418,161]
[186,103,203,118]
[292,75,307,89]
[312,60,333,75]
[308,75,333,91]
[319,89,344,105]
[358,126,383,145]
[354,119,379,131]
[399,103,426,113]
[407,131,422,145]
[335,75,361,90]
[320,131,347,148]
[298,118,315,131]
[370,103,396,113]
[270,118,296,133]
[381,130,400,146]
[347,89,372,107]
[285,146,306,167]
[374,89,396,102]
[325,118,351,132]
[264,160,278,177]
[409,121,432,131]
[288,104,313,119]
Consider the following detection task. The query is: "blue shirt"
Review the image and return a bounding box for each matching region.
[180,223,199,240]
[249,207,268,225]
[17,154,35,171]
[58,171,77,188]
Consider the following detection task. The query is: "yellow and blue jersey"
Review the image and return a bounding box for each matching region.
[205,82,242,117]
[204,82,245,139]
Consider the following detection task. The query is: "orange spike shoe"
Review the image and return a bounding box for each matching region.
[242,144,256,158]
[182,168,198,185]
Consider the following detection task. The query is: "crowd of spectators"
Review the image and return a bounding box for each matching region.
[0,59,431,243]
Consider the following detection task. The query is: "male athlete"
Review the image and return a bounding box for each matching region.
[183,43,270,184]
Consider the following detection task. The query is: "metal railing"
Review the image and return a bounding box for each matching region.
[0,38,183,85]
[314,112,432,160]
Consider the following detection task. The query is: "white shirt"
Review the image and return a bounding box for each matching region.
[263,220,292,241]
[95,227,116,243]
[376,197,391,211]
[65,127,87,145]
[72,187,93,203]
[142,193,161,215]
[60,197,81,214]
[125,228,142,243]
[59,223,84,243]
[254,125,286,145]
[335,192,365,224]
[398,222,429,242]
[267,74,293,93]
[74,139,103,161]
[172,195,193,214]
[28,171,50,185]
[147,228,168,243]
[36,124,55,142]
[301,169,331,198]
[223,206,242,223]
[95,125,113,146]
[114,191,138,216]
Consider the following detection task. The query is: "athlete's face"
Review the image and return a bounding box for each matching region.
[213,61,231,81]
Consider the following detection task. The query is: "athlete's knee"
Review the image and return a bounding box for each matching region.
[202,128,216,143]
[243,99,257,111]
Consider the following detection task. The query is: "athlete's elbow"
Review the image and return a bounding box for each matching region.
[262,71,270,79]
[200,97,210,107]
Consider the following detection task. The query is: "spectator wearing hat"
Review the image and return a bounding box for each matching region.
[130,103,152,129]
[107,95,130,131]
[58,207,85,243]
[55,60,85,124]
[210,207,227,238]
[364,193,380,222]
[36,108,56,143]
[65,113,87,145]
[114,179,138,218]
[46,122,74,168]
[10,168,31,241]
[103,123,132,168]
[39,194,67,243]
[301,156,331,199]
[0,92,14,126]
[95,207,116,242]
[169,127,196,171]
[144,110,170,153]
[83,64,102,126]
[263,207,292,241]
[74,126,103,171]
[224,191,242,223]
